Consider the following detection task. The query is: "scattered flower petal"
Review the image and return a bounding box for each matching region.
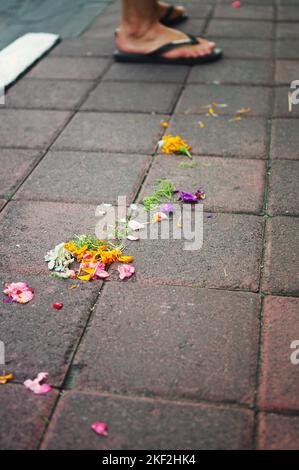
[236,107,252,114]
[91,422,108,436]
[158,135,192,159]
[160,203,175,214]
[178,191,198,203]
[94,264,110,279]
[160,121,169,128]
[127,235,139,241]
[24,372,52,395]
[198,120,205,128]
[0,373,14,384]
[3,282,34,304]
[53,302,63,310]
[118,264,135,280]
[128,220,144,231]
[208,107,218,117]
[231,1,241,7]
[229,116,242,122]
[153,212,168,223]
[195,188,206,200]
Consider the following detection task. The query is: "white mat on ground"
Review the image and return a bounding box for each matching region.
[0,32,59,89]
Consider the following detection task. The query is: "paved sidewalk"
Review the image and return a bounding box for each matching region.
[1,0,299,450]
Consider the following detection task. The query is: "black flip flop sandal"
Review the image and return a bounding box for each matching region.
[160,5,188,27]
[114,35,222,66]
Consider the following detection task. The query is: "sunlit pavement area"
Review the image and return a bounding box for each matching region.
[0,0,299,450]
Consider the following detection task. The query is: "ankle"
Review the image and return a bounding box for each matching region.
[119,18,160,40]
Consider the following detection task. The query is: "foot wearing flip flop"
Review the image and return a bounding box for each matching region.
[158,2,188,26]
[116,1,221,65]
[116,23,216,59]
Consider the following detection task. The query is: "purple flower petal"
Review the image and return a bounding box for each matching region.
[178,191,198,203]
[160,203,175,214]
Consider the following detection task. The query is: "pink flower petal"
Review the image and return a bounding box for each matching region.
[24,373,52,394]
[231,1,241,7]
[3,282,34,304]
[91,422,108,436]
[128,220,144,231]
[36,372,49,383]
[94,265,110,279]
[153,212,168,223]
[34,383,52,395]
[53,302,63,310]
[127,235,139,241]
[117,264,135,280]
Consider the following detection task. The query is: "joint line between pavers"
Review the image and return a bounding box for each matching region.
[252,0,279,450]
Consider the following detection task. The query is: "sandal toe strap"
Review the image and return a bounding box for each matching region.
[149,35,199,56]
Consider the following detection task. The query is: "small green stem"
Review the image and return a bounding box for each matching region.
[178,146,193,159]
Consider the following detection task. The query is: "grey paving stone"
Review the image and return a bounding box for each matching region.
[258,296,299,411]
[42,391,254,450]
[27,57,110,80]
[72,283,259,404]
[210,38,273,60]
[258,413,299,450]
[206,20,274,39]
[5,79,94,110]
[81,82,181,113]
[0,1,111,48]
[58,3,111,39]
[173,18,205,36]
[167,115,268,159]
[276,40,299,59]
[277,23,299,39]
[104,0,212,19]
[83,4,118,38]
[15,150,151,205]
[0,200,99,274]
[188,58,273,85]
[50,37,115,58]
[0,274,99,385]
[0,384,58,450]
[271,119,299,160]
[0,109,71,149]
[273,87,299,117]
[139,154,266,214]
[0,148,41,198]
[177,84,272,116]
[174,2,213,18]
[275,60,299,85]
[103,62,189,83]
[214,5,274,20]
[218,0,273,4]
[0,199,6,211]
[54,112,164,154]
[126,213,263,291]
[268,160,299,216]
[277,6,299,21]
[262,216,299,294]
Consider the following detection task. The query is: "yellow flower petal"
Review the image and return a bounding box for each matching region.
[0,373,14,384]
[77,274,92,281]
[117,255,134,263]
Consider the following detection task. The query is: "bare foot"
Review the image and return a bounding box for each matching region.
[157,1,186,22]
[116,22,216,59]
